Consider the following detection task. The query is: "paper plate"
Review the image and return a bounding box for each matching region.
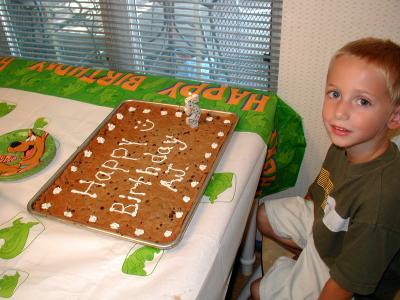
[0,129,56,181]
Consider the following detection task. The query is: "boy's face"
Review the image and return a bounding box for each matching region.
[323,54,399,163]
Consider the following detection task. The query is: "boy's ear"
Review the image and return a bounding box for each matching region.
[388,105,400,130]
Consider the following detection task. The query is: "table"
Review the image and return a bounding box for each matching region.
[0,88,265,299]
[0,56,304,299]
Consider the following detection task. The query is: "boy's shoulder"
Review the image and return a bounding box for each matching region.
[375,143,400,231]
[381,142,400,182]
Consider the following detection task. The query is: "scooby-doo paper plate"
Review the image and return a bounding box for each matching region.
[0,129,56,181]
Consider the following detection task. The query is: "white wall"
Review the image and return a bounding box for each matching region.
[270,0,400,198]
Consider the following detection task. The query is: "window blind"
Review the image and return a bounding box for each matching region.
[0,0,282,91]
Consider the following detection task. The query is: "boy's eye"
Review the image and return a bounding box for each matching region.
[357,98,371,106]
[328,90,340,99]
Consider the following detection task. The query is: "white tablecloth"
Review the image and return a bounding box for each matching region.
[0,88,266,300]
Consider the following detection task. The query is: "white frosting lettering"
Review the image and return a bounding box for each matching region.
[109,202,139,217]
[144,152,168,164]
[118,138,147,146]
[95,170,114,181]
[110,175,152,217]
[160,163,186,192]
[157,146,173,155]
[60,105,208,229]
[165,163,185,176]
[160,180,177,192]
[163,135,187,150]
[110,148,140,161]
[119,194,143,202]
[71,180,106,198]
[135,119,154,131]
[129,176,152,189]
[136,166,161,176]
[101,159,129,173]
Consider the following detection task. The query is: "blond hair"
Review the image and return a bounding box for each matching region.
[330,37,400,106]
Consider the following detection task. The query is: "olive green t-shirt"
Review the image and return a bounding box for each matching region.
[309,143,400,297]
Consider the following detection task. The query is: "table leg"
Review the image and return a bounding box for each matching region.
[240,199,258,276]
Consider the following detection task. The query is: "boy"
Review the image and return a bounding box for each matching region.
[251,37,400,299]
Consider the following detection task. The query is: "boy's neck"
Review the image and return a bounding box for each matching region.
[345,139,390,164]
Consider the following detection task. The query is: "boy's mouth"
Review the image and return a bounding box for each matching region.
[331,125,351,136]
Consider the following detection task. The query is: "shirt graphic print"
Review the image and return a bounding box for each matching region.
[317,168,349,233]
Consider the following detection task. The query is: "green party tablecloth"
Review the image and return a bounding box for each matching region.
[0,56,305,197]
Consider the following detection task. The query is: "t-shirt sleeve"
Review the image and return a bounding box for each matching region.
[329,222,400,295]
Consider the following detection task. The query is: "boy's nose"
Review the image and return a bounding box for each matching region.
[335,100,350,120]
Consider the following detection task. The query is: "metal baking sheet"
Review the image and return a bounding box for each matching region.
[27,99,238,249]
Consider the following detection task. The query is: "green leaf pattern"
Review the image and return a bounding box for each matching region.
[0,218,39,259]
[0,272,20,298]
[122,246,161,276]
[204,172,234,203]
[0,102,16,118]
